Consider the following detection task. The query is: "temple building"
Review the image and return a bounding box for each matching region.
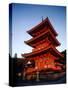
[22,17,64,81]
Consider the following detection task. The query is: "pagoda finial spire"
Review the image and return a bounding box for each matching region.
[42,16,43,22]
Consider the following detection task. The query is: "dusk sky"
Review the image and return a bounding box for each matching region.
[11,3,66,57]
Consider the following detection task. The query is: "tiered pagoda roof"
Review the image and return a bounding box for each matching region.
[27,17,58,37]
[22,45,63,58]
[22,17,63,59]
[25,29,60,48]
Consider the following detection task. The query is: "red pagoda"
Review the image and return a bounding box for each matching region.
[22,17,64,81]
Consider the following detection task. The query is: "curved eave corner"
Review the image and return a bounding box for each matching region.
[24,41,35,48]
[24,41,30,46]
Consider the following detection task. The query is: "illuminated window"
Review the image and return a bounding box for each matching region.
[44,65,47,68]
[18,73,21,77]
[27,61,31,64]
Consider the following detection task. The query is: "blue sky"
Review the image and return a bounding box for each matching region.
[11,3,66,57]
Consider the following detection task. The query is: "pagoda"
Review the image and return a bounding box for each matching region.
[22,17,64,81]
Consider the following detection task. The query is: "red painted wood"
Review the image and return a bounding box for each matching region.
[22,17,64,76]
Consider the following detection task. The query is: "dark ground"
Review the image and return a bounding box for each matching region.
[15,74,66,86]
